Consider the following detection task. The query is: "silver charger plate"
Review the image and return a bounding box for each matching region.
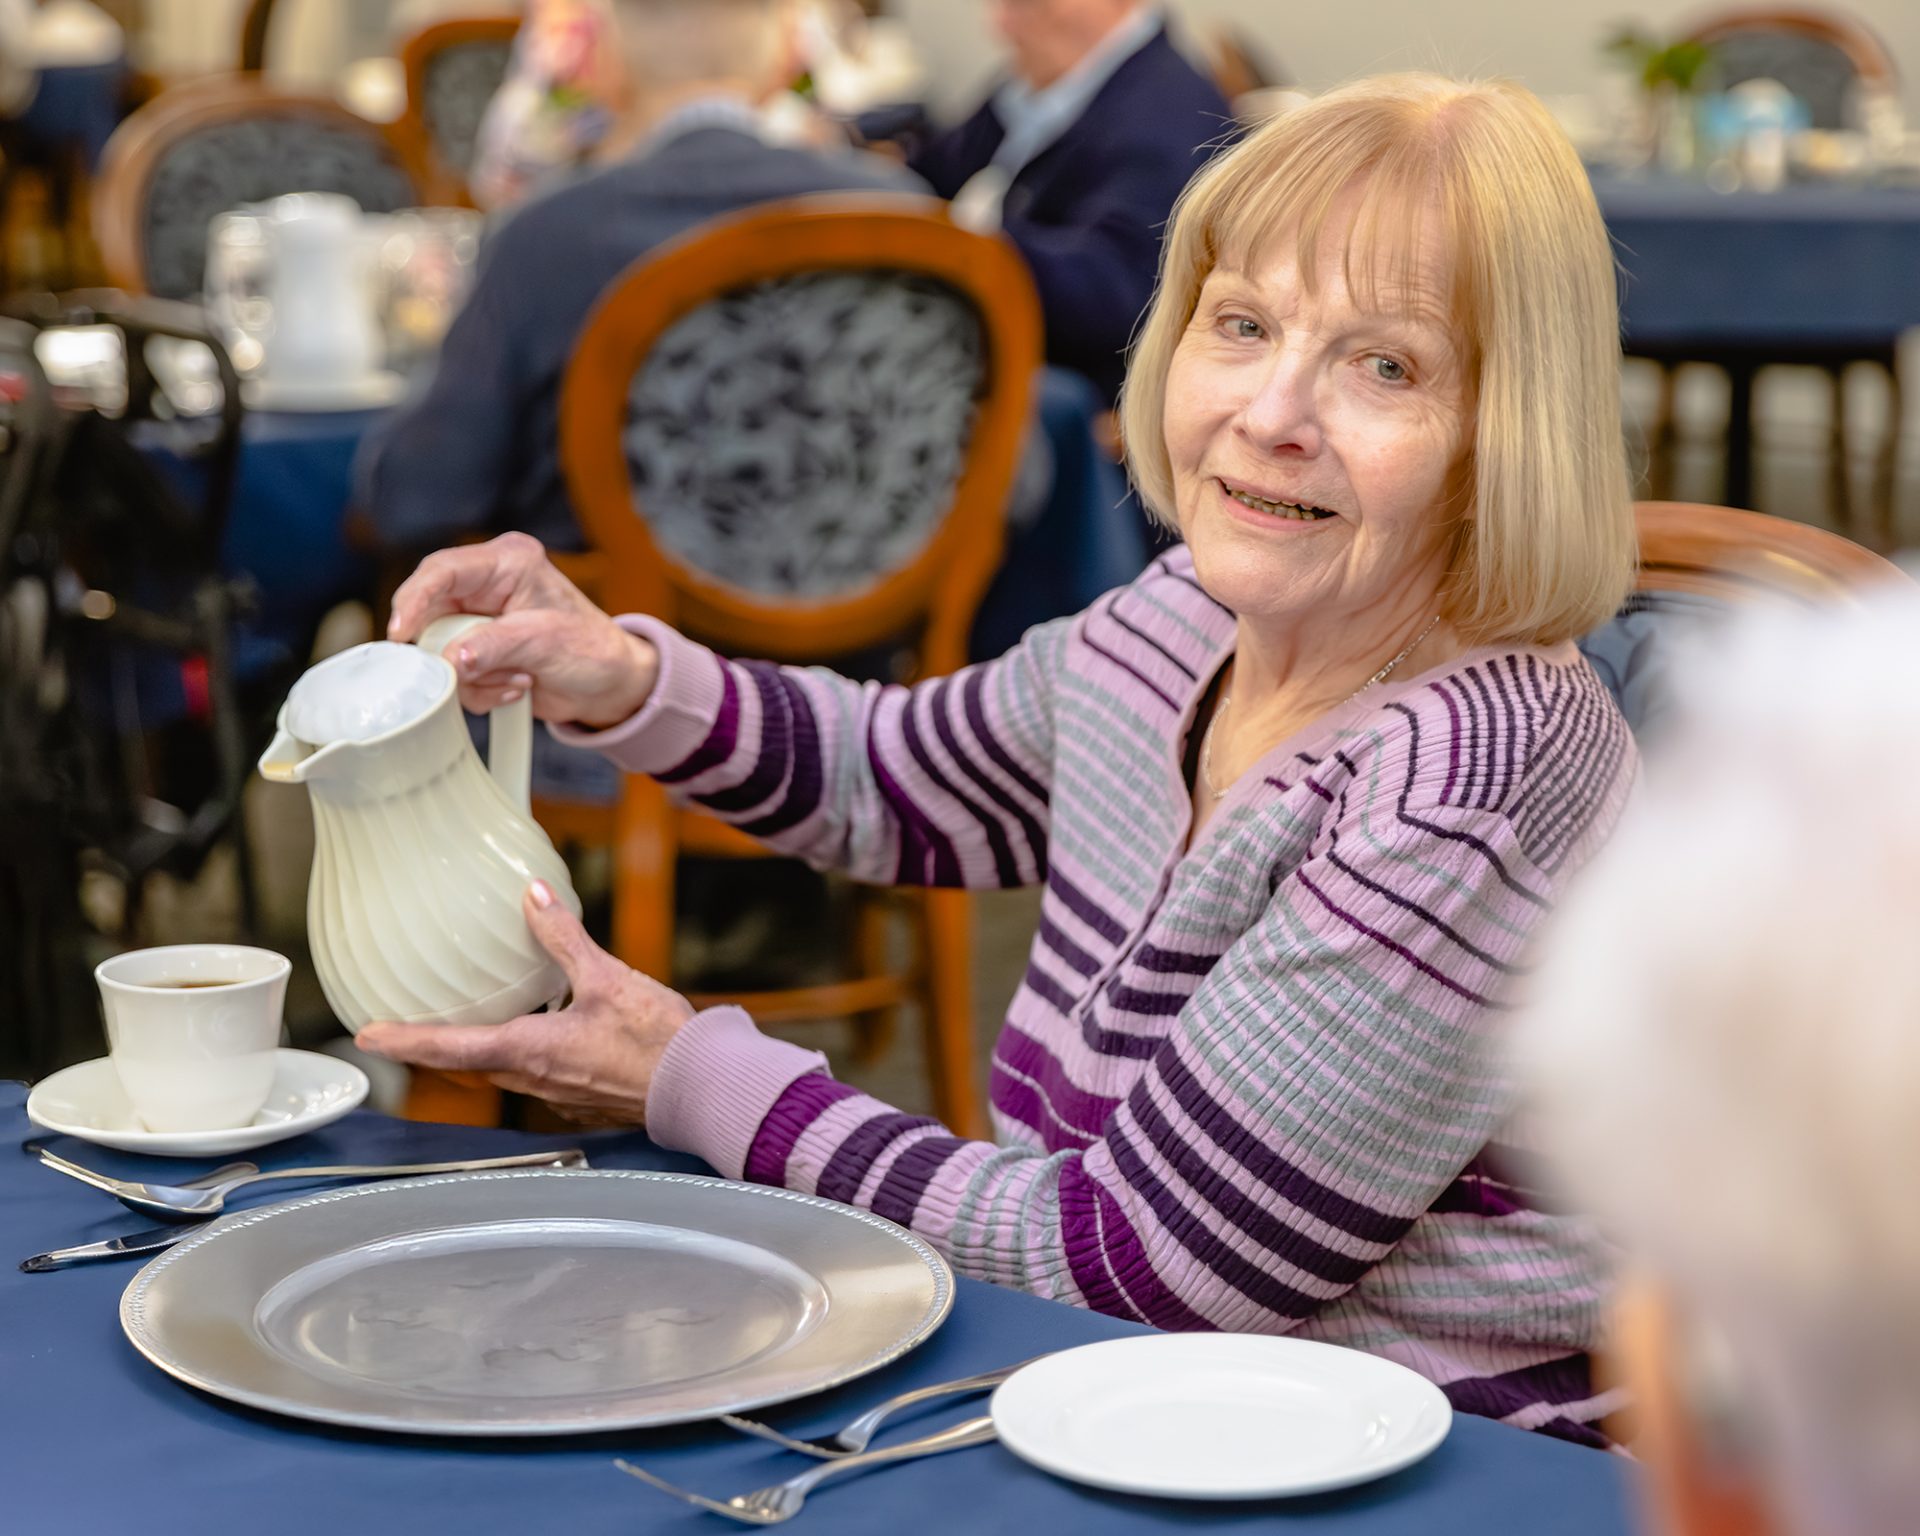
[120,1168,953,1436]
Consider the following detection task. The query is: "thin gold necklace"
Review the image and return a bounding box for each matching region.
[1199,615,1442,803]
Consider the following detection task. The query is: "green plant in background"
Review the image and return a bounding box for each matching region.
[1604,27,1715,94]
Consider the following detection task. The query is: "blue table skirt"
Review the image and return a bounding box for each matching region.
[138,407,381,656]
[3,1083,1637,1535]
[12,58,125,168]
[1595,174,1920,351]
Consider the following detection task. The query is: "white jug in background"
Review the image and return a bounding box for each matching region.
[259,193,381,386]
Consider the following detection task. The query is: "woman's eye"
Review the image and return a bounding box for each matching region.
[1225,315,1263,340]
[1367,355,1408,382]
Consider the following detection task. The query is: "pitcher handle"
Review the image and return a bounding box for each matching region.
[414,614,532,812]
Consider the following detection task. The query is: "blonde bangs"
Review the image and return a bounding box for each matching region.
[1120,74,1634,649]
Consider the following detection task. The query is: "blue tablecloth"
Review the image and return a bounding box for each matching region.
[12,58,125,168]
[1594,174,1920,353]
[139,407,381,656]
[3,1082,1637,1535]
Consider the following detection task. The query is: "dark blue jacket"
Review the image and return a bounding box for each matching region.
[355,128,917,553]
[910,27,1231,402]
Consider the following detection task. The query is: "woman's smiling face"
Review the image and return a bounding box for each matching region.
[1163,194,1473,635]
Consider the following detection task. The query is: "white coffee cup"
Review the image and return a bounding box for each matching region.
[95,945,291,1133]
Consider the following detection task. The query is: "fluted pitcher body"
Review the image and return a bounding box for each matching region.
[258,617,580,1032]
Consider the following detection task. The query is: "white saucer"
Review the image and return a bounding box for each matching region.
[990,1333,1452,1500]
[241,370,406,413]
[27,1048,369,1156]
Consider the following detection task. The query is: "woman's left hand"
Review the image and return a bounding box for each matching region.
[355,881,694,1126]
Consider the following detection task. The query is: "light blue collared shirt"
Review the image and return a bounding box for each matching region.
[987,4,1164,181]
[633,94,769,158]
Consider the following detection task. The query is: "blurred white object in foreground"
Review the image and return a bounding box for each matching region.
[1520,582,1920,1536]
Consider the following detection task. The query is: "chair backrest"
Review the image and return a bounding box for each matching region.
[1577,501,1904,737]
[92,76,422,300]
[559,195,1042,675]
[395,16,521,208]
[237,0,282,72]
[1683,8,1897,129]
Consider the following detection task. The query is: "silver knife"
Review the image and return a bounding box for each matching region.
[20,1220,212,1272]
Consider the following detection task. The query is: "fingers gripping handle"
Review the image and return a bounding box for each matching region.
[416,614,532,812]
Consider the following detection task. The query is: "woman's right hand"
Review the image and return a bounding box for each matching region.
[387,532,658,729]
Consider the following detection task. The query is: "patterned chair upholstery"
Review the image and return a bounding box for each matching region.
[140,118,414,300]
[525,267,987,807]
[419,39,515,190]
[624,271,986,600]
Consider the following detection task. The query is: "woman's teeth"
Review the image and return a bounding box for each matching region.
[1226,487,1332,521]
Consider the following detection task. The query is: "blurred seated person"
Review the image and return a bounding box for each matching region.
[354,0,916,556]
[468,0,624,212]
[1523,593,1920,1533]
[910,0,1230,403]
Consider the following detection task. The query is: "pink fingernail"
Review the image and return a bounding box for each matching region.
[530,880,555,909]
[511,673,533,690]
[501,688,523,704]
[456,645,474,671]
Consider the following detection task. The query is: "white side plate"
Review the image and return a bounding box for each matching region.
[991,1333,1452,1499]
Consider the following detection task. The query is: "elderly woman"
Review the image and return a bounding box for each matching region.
[360,73,1638,1444]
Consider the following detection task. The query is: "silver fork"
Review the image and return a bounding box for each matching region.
[616,1416,997,1525]
[720,1358,1043,1457]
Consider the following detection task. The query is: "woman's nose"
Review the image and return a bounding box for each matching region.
[1234,357,1323,459]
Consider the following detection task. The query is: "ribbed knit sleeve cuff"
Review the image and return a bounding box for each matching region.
[546,615,727,776]
[644,1005,831,1180]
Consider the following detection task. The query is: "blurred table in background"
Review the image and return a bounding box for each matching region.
[1594,174,1920,537]
[136,406,380,661]
[13,58,125,168]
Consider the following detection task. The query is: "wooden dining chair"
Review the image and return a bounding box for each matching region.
[541,195,1040,1141]
[91,76,422,300]
[1579,502,1904,740]
[393,17,522,209]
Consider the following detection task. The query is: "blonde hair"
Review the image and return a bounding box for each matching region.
[1119,74,1635,647]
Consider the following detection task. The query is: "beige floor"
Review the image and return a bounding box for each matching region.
[128,355,1919,1117]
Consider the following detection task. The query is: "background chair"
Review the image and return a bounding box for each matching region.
[1578,501,1903,739]
[1685,7,1897,129]
[91,76,421,300]
[393,16,521,209]
[521,195,1040,1141]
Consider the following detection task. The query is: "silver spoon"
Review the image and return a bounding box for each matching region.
[38,1146,589,1221]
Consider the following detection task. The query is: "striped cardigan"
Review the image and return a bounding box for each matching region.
[555,547,1639,1444]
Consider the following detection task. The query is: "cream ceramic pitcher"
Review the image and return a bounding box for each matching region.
[258,616,580,1033]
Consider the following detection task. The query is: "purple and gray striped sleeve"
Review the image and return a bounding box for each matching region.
[551,614,1063,889]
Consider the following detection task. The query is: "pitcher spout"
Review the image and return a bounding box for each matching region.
[258,727,328,784]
